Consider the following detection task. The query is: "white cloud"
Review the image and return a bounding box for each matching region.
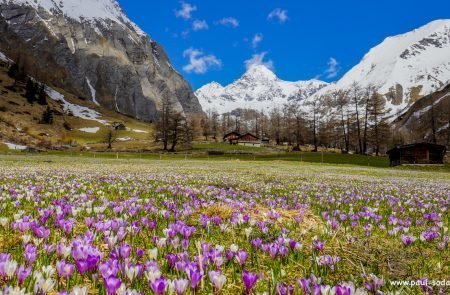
[325,57,339,78]
[252,33,263,48]
[183,48,222,74]
[268,8,289,23]
[175,2,197,20]
[217,17,239,28]
[244,52,274,70]
[192,19,208,31]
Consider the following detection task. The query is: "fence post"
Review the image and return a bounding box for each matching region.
[321,151,324,163]
[116,152,119,160]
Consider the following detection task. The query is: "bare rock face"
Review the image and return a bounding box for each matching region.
[0,1,202,121]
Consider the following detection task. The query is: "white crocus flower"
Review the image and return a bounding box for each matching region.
[148,248,158,260]
[144,269,161,283]
[71,286,88,295]
[5,260,18,278]
[42,265,55,278]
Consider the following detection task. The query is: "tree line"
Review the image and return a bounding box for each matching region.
[195,82,450,155]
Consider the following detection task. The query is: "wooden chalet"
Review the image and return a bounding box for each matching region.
[223,132,262,147]
[386,142,446,166]
[223,131,241,144]
[236,133,261,147]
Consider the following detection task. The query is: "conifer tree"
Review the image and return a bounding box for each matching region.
[37,84,47,105]
[25,78,36,104]
[41,107,54,124]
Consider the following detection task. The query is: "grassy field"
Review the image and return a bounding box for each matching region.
[1,148,446,168]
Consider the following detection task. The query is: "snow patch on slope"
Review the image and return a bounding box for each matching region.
[46,87,109,125]
[78,127,100,133]
[3,142,27,150]
[0,51,10,62]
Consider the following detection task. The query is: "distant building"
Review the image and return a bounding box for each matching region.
[223,131,241,144]
[236,133,261,147]
[386,142,446,166]
[223,132,261,147]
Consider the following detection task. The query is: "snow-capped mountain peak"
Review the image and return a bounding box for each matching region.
[310,19,450,117]
[196,65,328,113]
[1,0,146,35]
[242,65,278,82]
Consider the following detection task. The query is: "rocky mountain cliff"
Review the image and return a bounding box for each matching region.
[394,84,449,144]
[0,0,202,121]
[196,64,328,113]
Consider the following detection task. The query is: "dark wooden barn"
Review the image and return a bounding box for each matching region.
[386,143,446,166]
[236,133,261,147]
[223,131,241,144]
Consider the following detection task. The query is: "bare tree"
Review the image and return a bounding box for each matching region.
[368,92,388,156]
[155,98,191,151]
[104,128,117,150]
[270,108,283,145]
[334,90,350,153]
[350,82,363,153]
[305,98,321,152]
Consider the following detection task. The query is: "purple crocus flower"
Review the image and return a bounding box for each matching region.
[313,240,324,252]
[400,234,416,246]
[76,260,89,275]
[17,264,31,285]
[276,283,294,295]
[104,276,121,295]
[56,260,75,279]
[150,276,167,295]
[24,244,37,265]
[335,284,352,295]
[119,243,131,259]
[242,271,259,294]
[32,225,51,239]
[99,260,119,279]
[236,250,248,266]
[187,267,202,290]
[251,238,262,249]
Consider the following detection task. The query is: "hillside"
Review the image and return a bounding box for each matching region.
[0,55,156,152]
[394,83,450,145]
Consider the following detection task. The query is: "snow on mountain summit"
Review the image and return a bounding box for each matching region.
[310,19,450,117]
[1,0,145,35]
[196,65,328,114]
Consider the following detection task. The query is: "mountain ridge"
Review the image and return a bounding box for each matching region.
[308,19,450,117]
[196,64,329,114]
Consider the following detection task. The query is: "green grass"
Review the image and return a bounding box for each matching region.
[192,142,265,151]
[2,149,449,171]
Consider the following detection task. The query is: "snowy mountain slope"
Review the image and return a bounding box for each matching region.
[1,0,145,35]
[309,19,450,118]
[0,0,202,121]
[196,65,328,113]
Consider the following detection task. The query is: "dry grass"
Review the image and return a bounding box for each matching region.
[0,231,21,252]
[197,203,323,231]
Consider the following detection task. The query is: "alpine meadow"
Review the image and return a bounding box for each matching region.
[0,1,449,295]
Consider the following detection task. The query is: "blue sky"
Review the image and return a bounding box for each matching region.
[119,0,450,90]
